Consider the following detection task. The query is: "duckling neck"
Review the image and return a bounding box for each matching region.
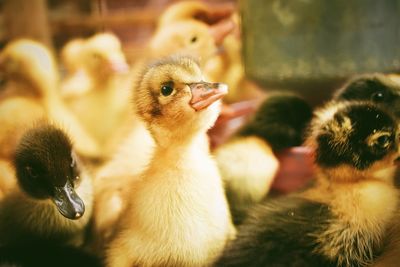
[150,123,209,150]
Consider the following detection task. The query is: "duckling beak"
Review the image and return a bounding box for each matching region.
[52,180,85,220]
[109,59,129,73]
[189,82,228,111]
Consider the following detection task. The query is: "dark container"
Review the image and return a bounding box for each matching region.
[241,0,400,104]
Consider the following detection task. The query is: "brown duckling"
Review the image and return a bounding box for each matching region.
[0,123,93,246]
[105,56,235,267]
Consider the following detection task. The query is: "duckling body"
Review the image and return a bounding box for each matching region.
[214,93,312,224]
[105,56,235,267]
[0,123,93,246]
[216,101,400,267]
[0,39,100,159]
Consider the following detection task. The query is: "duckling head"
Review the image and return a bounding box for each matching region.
[60,38,85,73]
[14,124,85,220]
[150,20,219,67]
[82,33,129,78]
[308,101,400,182]
[134,55,228,142]
[0,39,58,98]
[334,73,400,117]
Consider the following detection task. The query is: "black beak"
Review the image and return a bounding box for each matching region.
[52,180,85,220]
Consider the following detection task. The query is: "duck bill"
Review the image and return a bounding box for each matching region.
[109,59,129,73]
[189,82,228,111]
[52,180,85,220]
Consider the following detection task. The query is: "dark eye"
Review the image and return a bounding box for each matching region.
[190,36,198,43]
[373,135,391,149]
[161,85,174,96]
[371,91,385,102]
[26,166,38,179]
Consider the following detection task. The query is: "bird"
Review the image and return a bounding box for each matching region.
[153,0,262,103]
[215,101,400,267]
[59,38,91,97]
[104,56,235,267]
[0,39,100,159]
[214,93,313,224]
[62,32,133,160]
[334,73,400,117]
[0,123,93,247]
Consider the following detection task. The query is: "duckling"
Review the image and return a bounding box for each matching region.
[0,39,100,159]
[63,33,133,159]
[59,38,91,97]
[153,1,262,103]
[214,93,313,224]
[105,56,235,267]
[0,123,93,246]
[334,73,400,117]
[150,1,235,66]
[216,101,400,267]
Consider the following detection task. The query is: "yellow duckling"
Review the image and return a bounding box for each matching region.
[63,33,133,159]
[0,39,100,159]
[59,38,92,97]
[104,56,235,267]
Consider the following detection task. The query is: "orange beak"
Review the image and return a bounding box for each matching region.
[189,82,228,111]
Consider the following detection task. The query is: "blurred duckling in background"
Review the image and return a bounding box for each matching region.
[0,97,44,200]
[154,0,262,103]
[105,56,235,267]
[62,32,133,159]
[0,39,100,159]
[0,123,93,246]
[214,93,312,224]
[59,38,91,97]
[150,1,235,68]
[216,101,400,267]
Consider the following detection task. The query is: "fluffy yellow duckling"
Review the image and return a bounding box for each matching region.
[63,33,133,159]
[59,38,92,97]
[104,56,235,267]
[0,39,100,159]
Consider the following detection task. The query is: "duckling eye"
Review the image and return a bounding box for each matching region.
[190,36,198,43]
[26,166,38,179]
[371,91,385,102]
[372,134,391,149]
[161,85,174,96]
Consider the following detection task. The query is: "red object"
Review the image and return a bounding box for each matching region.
[272,146,315,193]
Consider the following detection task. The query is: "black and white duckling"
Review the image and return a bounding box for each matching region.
[214,93,313,225]
[0,123,93,246]
[216,101,400,267]
[0,39,100,159]
[105,56,235,267]
[334,73,400,116]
